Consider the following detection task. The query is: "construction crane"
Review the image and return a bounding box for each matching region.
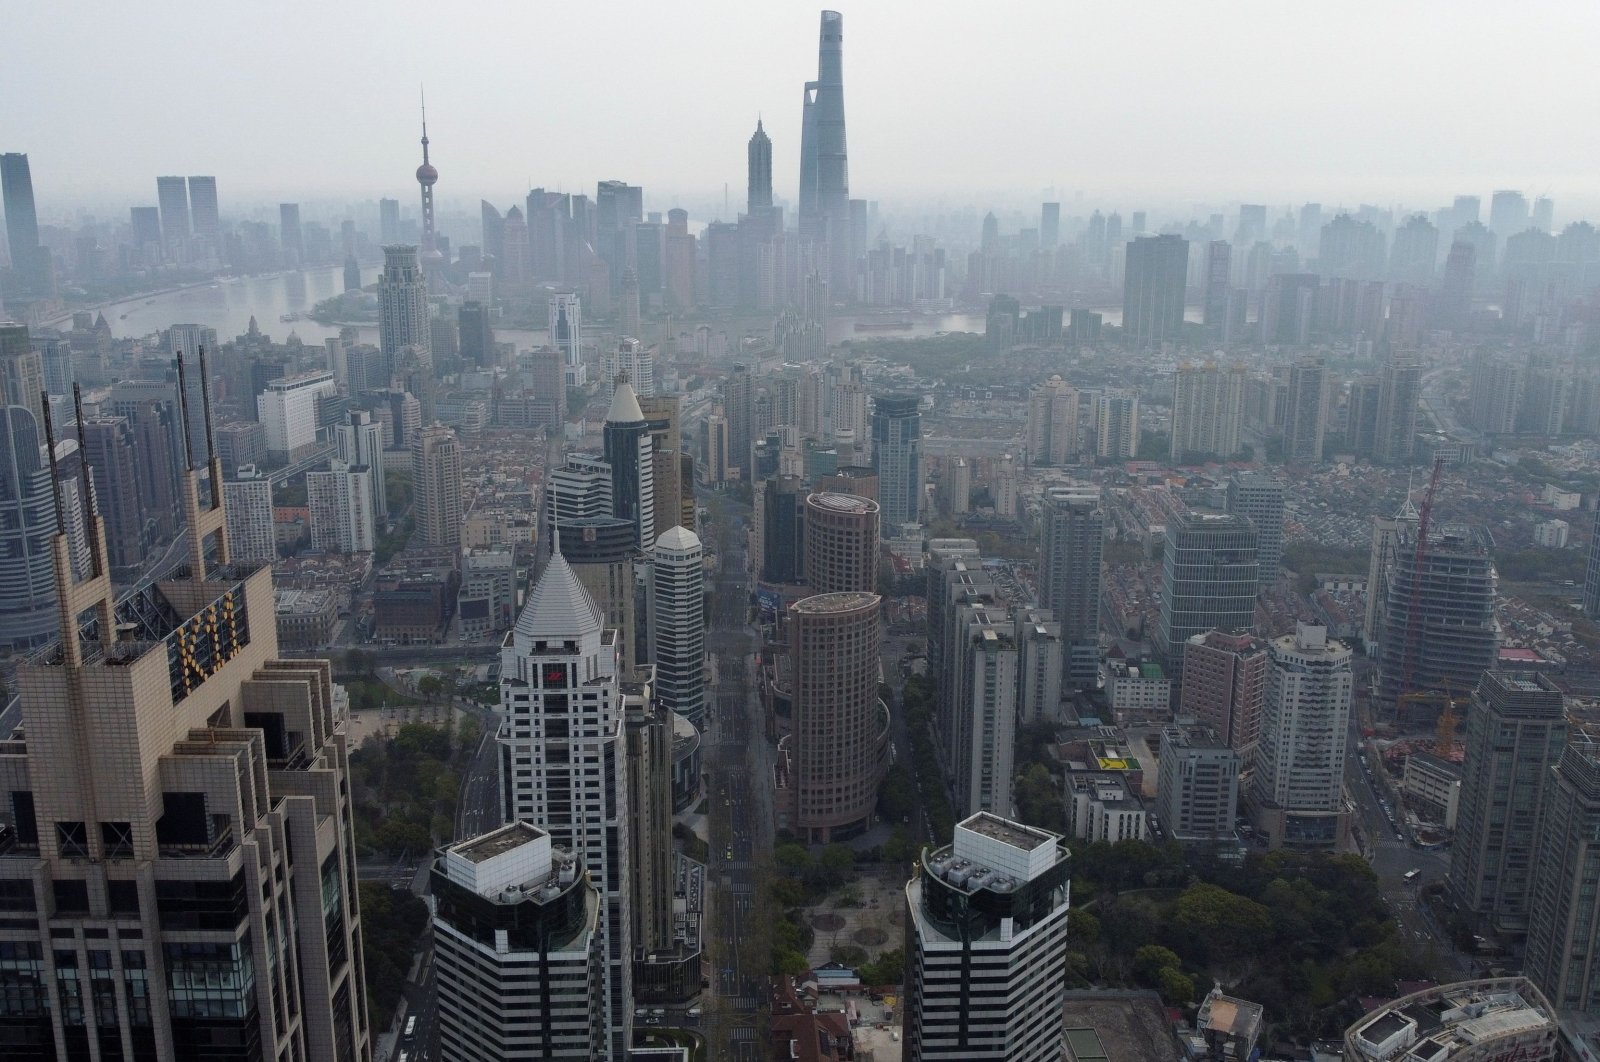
[1399,454,1448,706]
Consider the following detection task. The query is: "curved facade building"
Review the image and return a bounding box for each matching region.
[787,591,888,842]
[0,405,79,650]
[1344,978,1565,1061]
[804,491,878,595]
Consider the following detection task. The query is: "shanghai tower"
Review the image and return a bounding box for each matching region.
[799,10,851,299]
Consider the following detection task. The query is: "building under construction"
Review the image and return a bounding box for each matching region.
[1378,523,1500,705]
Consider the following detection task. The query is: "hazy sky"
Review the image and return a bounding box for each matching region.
[8,0,1600,220]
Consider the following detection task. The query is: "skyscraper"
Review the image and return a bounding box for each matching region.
[1041,201,1060,249]
[1203,240,1232,327]
[221,475,276,564]
[1157,723,1242,844]
[1225,471,1285,589]
[747,118,773,213]
[499,551,633,1058]
[0,321,46,430]
[1450,671,1567,936]
[1039,485,1103,690]
[602,382,654,550]
[1586,508,1600,619]
[1179,630,1268,753]
[1122,233,1188,346]
[1363,494,1419,649]
[1282,356,1328,463]
[1094,391,1139,459]
[187,175,219,246]
[308,461,377,553]
[278,202,303,268]
[412,422,462,548]
[1372,357,1422,465]
[1026,375,1078,465]
[798,10,852,296]
[458,301,493,367]
[1523,735,1600,1013]
[649,526,706,725]
[602,338,654,402]
[550,292,582,369]
[872,393,922,528]
[784,591,887,842]
[336,409,387,520]
[378,196,400,243]
[803,491,878,595]
[1247,624,1353,850]
[80,416,145,570]
[948,595,1020,818]
[0,377,370,1060]
[378,244,430,374]
[1490,190,1530,240]
[416,94,443,271]
[1,153,48,294]
[1157,511,1259,669]
[156,174,191,248]
[433,823,604,1060]
[903,813,1072,1061]
[1377,524,1499,703]
[1171,362,1244,461]
[0,404,86,650]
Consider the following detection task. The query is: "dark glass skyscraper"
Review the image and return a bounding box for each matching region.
[748,119,773,213]
[1122,233,1188,346]
[798,10,851,296]
[871,393,922,529]
[1,153,48,295]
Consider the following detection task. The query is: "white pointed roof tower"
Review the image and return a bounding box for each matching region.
[607,379,645,425]
[512,533,604,643]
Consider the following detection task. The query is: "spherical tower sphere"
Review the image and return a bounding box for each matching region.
[416,163,438,185]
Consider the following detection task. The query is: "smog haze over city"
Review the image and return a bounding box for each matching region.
[8,0,1600,212]
[8,2,1600,1061]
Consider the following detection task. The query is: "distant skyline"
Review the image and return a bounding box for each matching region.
[6,1,1600,221]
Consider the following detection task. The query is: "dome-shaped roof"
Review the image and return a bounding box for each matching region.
[416,163,439,184]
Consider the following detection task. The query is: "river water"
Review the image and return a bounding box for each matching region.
[80,268,1098,349]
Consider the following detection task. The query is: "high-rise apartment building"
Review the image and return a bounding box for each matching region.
[1248,624,1353,849]
[378,244,430,374]
[1014,605,1064,725]
[0,391,371,1061]
[412,422,463,548]
[1373,357,1422,465]
[221,476,276,564]
[1179,629,1268,754]
[602,338,654,402]
[1203,240,1231,327]
[1225,471,1284,589]
[1524,735,1600,1014]
[1122,233,1188,346]
[1157,511,1259,670]
[603,383,654,550]
[947,597,1020,818]
[1157,723,1241,844]
[168,323,217,467]
[1490,190,1530,240]
[1450,671,1567,937]
[1377,525,1498,703]
[1038,486,1103,690]
[904,813,1072,1061]
[804,491,878,595]
[784,591,887,843]
[335,410,387,520]
[80,416,144,570]
[1094,391,1138,460]
[308,462,377,553]
[1171,362,1244,461]
[498,551,633,1057]
[648,526,705,725]
[1026,375,1078,465]
[872,394,922,529]
[1282,356,1328,463]
[432,823,602,1059]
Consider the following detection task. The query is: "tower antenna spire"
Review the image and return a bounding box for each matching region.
[420,84,430,162]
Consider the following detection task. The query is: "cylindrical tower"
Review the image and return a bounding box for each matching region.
[803,491,878,595]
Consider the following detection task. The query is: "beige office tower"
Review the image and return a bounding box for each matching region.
[412,422,463,547]
[0,374,369,1061]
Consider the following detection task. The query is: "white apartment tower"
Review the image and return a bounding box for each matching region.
[334,410,387,519]
[256,370,336,458]
[221,476,276,564]
[307,462,377,553]
[378,244,431,373]
[1171,362,1245,461]
[498,550,633,1058]
[905,813,1072,1061]
[1248,623,1354,849]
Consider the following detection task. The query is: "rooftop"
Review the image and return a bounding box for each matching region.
[792,591,879,614]
[960,811,1052,851]
[808,491,879,514]
[449,821,548,863]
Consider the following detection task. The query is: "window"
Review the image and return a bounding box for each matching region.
[56,821,89,859]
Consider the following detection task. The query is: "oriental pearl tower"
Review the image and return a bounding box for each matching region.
[416,90,443,273]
